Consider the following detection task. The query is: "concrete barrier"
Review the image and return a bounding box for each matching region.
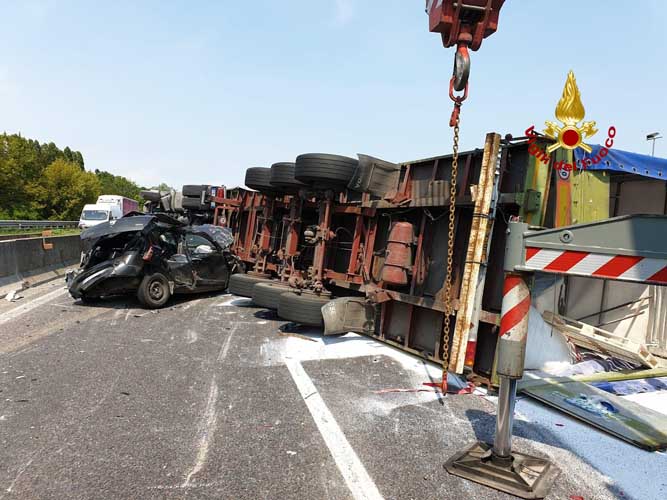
[0,235,82,297]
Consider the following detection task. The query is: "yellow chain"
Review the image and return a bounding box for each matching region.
[441,114,460,390]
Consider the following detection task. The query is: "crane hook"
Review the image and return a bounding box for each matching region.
[452,43,470,92]
[448,43,469,127]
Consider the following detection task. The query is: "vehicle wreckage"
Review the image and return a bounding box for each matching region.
[67,213,239,308]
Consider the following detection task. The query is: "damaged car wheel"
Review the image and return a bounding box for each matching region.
[137,272,171,309]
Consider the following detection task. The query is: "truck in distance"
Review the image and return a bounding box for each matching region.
[78,195,139,229]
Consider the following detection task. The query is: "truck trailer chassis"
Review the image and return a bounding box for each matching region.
[214,132,562,378]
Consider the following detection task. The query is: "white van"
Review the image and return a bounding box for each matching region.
[78,195,139,229]
[78,204,113,229]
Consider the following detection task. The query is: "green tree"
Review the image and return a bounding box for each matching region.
[0,132,141,220]
[73,151,85,170]
[0,134,43,218]
[151,182,174,192]
[37,159,101,220]
[95,170,142,200]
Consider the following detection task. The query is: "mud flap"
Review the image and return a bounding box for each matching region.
[347,154,400,196]
[322,297,376,336]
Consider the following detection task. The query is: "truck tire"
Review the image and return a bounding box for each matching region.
[141,190,162,202]
[270,162,306,192]
[294,153,359,187]
[228,273,272,298]
[137,272,171,309]
[183,185,210,197]
[245,167,274,193]
[252,281,293,309]
[182,196,208,210]
[278,291,332,327]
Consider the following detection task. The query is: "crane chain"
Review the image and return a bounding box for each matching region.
[440,113,460,393]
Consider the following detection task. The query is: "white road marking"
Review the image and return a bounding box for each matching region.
[0,287,68,326]
[284,358,383,500]
[182,325,237,488]
[182,379,219,488]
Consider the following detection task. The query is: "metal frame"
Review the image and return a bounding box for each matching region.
[447,213,667,498]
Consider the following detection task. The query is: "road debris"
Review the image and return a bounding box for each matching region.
[373,387,438,395]
[5,290,23,302]
[278,332,317,342]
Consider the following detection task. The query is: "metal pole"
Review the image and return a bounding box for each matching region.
[492,271,530,459]
[445,220,559,499]
[493,376,517,458]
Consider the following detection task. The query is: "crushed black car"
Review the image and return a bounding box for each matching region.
[67,212,240,308]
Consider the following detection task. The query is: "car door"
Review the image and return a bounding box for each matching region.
[163,232,195,288]
[184,232,229,288]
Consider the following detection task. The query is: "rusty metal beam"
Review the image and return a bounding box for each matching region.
[449,133,502,373]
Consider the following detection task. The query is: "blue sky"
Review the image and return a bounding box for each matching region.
[1,1,666,189]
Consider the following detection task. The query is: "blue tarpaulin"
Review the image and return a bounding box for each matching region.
[574,145,667,181]
[591,377,667,396]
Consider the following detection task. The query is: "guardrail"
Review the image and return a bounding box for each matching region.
[0,220,79,229]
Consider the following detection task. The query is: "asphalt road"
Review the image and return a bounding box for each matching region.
[0,278,653,499]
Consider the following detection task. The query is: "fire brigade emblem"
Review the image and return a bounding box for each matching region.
[544,70,597,153]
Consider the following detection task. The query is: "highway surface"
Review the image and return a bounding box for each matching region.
[0,278,658,499]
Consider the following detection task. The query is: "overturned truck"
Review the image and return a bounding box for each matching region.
[219,132,559,377]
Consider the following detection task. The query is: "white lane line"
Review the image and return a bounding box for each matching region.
[284,358,384,500]
[0,287,68,326]
[182,379,219,488]
[182,325,237,488]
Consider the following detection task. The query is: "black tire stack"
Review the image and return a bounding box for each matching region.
[244,168,274,193]
[277,290,332,327]
[244,154,359,195]
[251,281,293,309]
[294,153,358,190]
[228,273,273,297]
[182,185,213,211]
[269,162,306,193]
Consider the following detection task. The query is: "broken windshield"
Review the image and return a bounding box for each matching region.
[195,225,234,249]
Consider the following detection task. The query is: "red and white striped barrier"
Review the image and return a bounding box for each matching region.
[524,247,667,285]
[499,274,530,341]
